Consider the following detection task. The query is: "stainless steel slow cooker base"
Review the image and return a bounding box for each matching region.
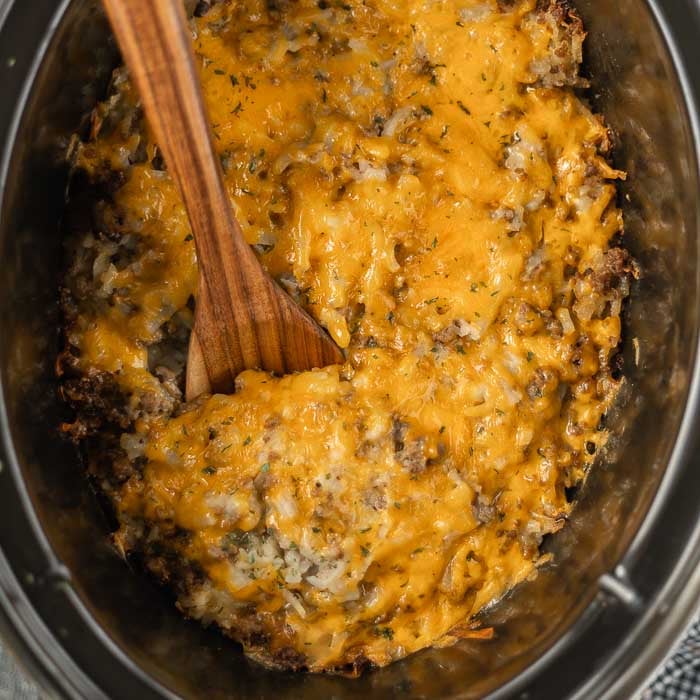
[1,1,699,697]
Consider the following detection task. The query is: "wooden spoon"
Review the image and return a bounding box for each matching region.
[102,0,344,400]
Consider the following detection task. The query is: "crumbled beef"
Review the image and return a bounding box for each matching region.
[391,417,408,452]
[110,451,137,482]
[573,247,637,322]
[434,318,481,345]
[434,325,457,344]
[513,301,543,335]
[60,370,130,439]
[271,646,307,671]
[133,389,177,419]
[526,367,558,400]
[491,206,524,233]
[396,438,428,474]
[527,1,586,88]
[590,247,635,293]
[363,486,387,511]
[472,494,497,524]
[541,310,564,339]
[391,417,428,473]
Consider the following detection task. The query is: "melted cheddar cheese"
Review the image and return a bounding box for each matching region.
[64,0,629,673]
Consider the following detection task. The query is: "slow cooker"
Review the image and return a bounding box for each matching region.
[1,0,699,697]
